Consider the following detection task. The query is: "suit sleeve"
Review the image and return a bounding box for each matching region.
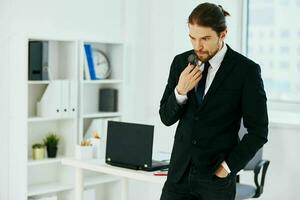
[225,63,269,174]
[159,56,185,126]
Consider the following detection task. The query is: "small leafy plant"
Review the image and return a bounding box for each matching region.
[43,133,60,148]
[32,143,45,149]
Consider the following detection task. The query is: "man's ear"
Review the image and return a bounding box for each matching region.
[220,29,227,40]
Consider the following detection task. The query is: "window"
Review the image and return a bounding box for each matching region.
[247,0,300,103]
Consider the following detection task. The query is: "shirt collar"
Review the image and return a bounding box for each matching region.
[208,43,227,69]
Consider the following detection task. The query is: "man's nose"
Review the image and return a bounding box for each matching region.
[194,40,203,51]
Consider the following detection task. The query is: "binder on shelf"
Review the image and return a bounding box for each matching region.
[29,41,50,81]
[61,80,69,118]
[84,44,97,80]
[37,80,73,118]
[28,41,43,80]
[41,41,50,80]
[69,80,77,117]
[37,80,61,117]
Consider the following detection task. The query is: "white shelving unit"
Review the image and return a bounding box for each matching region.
[28,182,73,197]
[83,79,122,84]
[28,116,76,122]
[28,175,121,197]
[84,174,121,187]
[82,112,122,119]
[26,38,125,200]
[28,80,51,85]
[28,156,64,167]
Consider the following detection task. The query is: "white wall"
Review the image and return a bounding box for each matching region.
[257,124,300,199]
[10,0,124,41]
[0,0,12,199]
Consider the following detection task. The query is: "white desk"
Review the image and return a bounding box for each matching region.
[62,158,167,200]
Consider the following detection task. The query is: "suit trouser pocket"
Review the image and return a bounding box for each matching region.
[211,174,233,188]
[191,175,236,200]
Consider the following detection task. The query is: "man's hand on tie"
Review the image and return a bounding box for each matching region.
[176,64,202,95]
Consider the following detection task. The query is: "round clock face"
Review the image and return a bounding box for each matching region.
[93,49,111,79]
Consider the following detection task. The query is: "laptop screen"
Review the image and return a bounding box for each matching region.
[106,121,154,168]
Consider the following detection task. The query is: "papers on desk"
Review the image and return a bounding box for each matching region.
[153,170,168,176]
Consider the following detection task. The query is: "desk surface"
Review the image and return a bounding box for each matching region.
[62,158,167,184]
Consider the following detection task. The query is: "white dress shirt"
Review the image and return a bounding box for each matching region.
[174,43,231,174]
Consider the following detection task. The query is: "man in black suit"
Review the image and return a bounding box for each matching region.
[159,3,268,200]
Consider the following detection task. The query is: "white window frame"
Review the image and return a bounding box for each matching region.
[242,0,300,113]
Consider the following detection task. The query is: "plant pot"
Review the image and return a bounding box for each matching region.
[32,147,45,160]
[47,146,58,158]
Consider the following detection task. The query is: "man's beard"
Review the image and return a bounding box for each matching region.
[195,40,222,63]
[195,48,218,63]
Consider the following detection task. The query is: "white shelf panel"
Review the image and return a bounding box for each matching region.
[28,81,51,85]
[28,116,76,122]
[28,156,64,167]
[28,182,73,197]
[84,174,120,187]
[82,39,124,45]
[27,175,120,196]
[82,112,122,119]
[83,79,122,84]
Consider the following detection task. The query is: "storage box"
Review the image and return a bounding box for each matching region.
[90,138,101,159]
[75,145,93,160]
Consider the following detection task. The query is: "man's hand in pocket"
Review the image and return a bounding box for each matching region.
[214,164,229,178]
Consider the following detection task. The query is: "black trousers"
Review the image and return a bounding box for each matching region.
[160,161,236,200]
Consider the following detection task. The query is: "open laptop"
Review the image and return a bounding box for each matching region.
[105,121,169,171]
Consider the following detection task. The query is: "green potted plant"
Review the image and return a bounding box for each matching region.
[43,133,60,158]
[32,143,45,160]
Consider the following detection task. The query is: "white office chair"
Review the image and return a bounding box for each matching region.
[235,124,270,200]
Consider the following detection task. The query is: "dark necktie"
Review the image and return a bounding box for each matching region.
[196,62,210,106]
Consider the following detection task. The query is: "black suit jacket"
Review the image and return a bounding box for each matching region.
[159,45,268,183]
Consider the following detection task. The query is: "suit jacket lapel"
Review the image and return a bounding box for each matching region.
[197,45,237,112]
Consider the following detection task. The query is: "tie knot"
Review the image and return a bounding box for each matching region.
[204,61,210,69]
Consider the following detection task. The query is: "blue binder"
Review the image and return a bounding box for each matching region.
[84,44,97,80]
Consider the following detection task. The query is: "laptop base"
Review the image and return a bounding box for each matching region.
[106,160,169,172]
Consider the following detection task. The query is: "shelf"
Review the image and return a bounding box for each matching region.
[83,79,122,84]
[82,39,124,45]
[82,112,122,119]
[28,81,51,85]
[25,39,125,199]
[84,174,121,187]
[28,156,64,167]
[28,182,73,197]
[27,175,121,196]
[28,116,76,122]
